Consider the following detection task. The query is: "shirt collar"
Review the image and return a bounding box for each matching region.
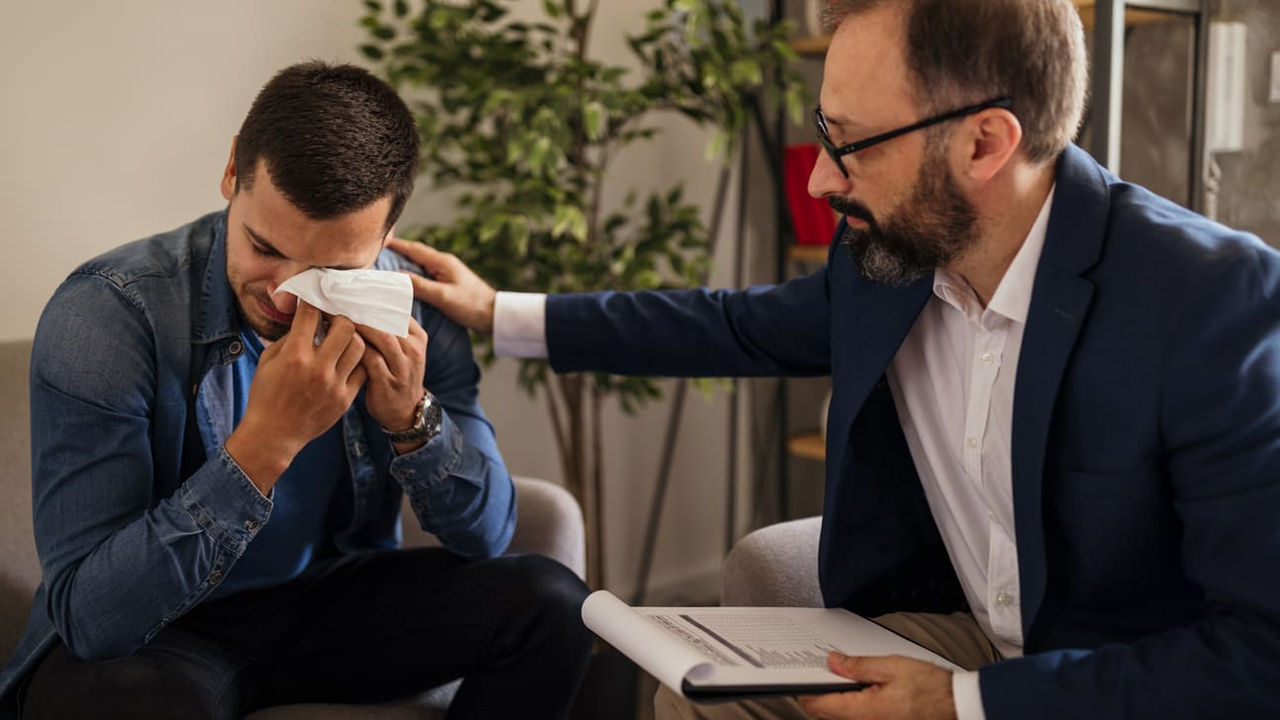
[987,184,1055,324]
[194,209,243,345]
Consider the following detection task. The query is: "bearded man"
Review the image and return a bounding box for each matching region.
[393,0,1280,717]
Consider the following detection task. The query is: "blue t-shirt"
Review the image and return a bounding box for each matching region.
[207,329,352,600]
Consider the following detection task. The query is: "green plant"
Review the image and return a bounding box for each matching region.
[359,0,805,588]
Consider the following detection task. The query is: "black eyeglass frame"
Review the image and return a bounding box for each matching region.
[814,96,1013,178]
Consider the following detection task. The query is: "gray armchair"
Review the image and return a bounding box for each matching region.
[720,516,823,608]
[0,339,585,720]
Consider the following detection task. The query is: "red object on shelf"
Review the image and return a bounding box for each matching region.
[783,144,838,245]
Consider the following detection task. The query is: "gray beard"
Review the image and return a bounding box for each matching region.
[845,231,937,286]
[835,157,978,286]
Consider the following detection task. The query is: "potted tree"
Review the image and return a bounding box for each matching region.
[359,0,805,590]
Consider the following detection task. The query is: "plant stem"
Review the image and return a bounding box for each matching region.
[555,372,597,588]
[590,381,605,590]
[544,371,574,495]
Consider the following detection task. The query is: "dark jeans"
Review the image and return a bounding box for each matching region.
[21,548,593,719]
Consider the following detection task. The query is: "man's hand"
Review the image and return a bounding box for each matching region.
[388,238,497,335]
[356,318,429,454]
[226,300,367,493]
[798,654,957,720]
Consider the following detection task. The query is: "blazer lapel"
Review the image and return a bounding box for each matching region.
[1013,145,1109,637]
[820,243,932,606]
[826,255,932,462]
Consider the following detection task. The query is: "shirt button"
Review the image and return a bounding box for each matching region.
[967,437,978,449]
[980,351,995,363]
[988,511,997,523]
[996,591,1013,606]
[209,571,223,583]
[244,520,260,531]
[228,340,244,357]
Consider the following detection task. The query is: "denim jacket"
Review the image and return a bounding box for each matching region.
[0,211,516,716]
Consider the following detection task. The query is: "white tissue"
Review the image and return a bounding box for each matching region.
[274,267,413,337]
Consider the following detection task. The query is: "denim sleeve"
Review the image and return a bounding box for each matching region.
[29,273,271,661]
[389,309,516,559]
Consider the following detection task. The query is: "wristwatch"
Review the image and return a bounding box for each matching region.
[382,390,443,445]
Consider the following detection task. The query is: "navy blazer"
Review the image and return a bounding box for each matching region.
[547,145,1280,718]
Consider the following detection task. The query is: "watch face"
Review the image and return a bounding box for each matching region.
[385,392,442,444]
[421,393,443,432]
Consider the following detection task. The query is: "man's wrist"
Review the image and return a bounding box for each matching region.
[481,287,497,335]
[381,390,442,447]
[224,426,295,494]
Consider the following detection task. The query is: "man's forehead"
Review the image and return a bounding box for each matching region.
[236,167,390,268]
[241,221,384,270]
[820,7,915,127]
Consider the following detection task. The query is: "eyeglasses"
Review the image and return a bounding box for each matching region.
[814,97,1013,178]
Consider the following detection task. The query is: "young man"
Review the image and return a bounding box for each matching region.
[394,0,1280,718]
[0,62,592,720]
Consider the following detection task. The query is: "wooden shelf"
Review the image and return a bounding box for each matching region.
[789,1,1179,56]
[787,244,830,263]
[1073,0,1180,30]
[787,431,826,462]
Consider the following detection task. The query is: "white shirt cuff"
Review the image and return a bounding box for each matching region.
[493,291,548,358]
[952,671,987,720]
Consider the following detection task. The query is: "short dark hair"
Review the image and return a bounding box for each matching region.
[822,0,1087,164]
[234,61,419,231]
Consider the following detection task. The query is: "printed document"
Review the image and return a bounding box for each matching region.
[581,590,962,702]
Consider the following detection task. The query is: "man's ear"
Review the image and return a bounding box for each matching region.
[958,108,1022,184]
[220,137,238,202]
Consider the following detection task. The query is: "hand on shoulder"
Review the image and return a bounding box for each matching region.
[389,238,497,335]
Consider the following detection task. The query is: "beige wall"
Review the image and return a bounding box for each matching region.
[0,1,757,601]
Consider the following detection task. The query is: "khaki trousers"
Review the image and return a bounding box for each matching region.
[654,611,1000,720]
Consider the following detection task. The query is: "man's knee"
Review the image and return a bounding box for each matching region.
[484,553,593,666]
[502,554,590,620]
[514,555,590,637]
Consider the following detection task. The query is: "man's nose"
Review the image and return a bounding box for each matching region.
[808,151,851,199]
[267,265,307,312]
[272,290,299,314]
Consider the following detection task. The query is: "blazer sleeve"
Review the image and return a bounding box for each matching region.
[979,241,1280,718]
[546,265,833,378]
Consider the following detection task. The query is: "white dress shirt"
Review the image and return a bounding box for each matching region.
[490,188,1057,720]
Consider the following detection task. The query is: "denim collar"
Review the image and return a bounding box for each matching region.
[192,209,242,346]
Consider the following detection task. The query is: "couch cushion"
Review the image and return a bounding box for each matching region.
[0,340,38,663]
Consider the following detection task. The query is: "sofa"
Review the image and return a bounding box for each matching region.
[0,339,586,719]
